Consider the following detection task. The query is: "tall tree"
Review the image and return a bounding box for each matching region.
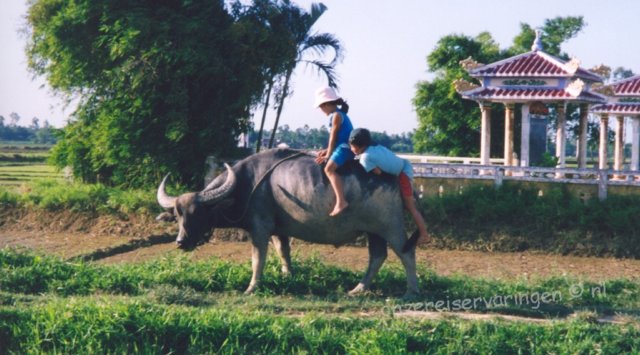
[31,117,40,130]
[26,0,299,187]
[413,16,586,156]
[250,0,301,153]
[9,112,20,127]
[266,1,342,149]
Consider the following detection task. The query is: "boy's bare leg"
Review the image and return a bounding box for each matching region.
[402,195,430,243]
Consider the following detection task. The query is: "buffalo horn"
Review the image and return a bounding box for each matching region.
[157,174,177,209]
[197,163,236,204]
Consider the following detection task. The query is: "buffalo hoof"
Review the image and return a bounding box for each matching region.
[402,290,421,301]
[244,285,258,295]
[348,283,367,296]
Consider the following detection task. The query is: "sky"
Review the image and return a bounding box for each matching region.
[1,0,639,134]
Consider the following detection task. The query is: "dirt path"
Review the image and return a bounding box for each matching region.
[2,230,639,281]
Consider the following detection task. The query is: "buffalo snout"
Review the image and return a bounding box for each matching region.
[176,237,197,250]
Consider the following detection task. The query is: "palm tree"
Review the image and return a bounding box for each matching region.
[266,2,342,148]
[255,77,274,153]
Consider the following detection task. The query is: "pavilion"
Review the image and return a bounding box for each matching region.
[455,31,606,169]
[591,75,640,172]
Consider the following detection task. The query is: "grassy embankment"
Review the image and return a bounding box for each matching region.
[1,248,639,353]
[2,141,640,257]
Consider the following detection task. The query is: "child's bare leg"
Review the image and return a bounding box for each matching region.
[402,194,430,243]
[325,161,348,216]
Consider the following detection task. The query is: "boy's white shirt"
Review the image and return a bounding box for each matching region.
[356,145,413,179]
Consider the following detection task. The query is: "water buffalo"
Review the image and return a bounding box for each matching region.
[156,148,421,296]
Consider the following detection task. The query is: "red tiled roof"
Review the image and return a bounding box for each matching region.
[462,87,606,103]
[591,103,640,114]
[612,75,640,96]
[469,51,602,82]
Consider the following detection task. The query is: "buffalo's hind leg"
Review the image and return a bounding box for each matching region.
[349,233,387,296]
[387,231,419,298]
[271,235,292,276]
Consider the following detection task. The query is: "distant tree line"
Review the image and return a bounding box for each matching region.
[249,124,414,152]
[0,113,58,144]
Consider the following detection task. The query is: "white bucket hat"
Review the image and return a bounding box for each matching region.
[313,86,340,108]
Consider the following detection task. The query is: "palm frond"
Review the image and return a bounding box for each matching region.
[307,2,328,27]
[301,59,340,88]
[300,33,343,65]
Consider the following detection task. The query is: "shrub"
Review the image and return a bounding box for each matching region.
[2,179,159,215]
[421,185,640,257]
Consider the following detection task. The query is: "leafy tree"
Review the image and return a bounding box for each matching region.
[413,17,586,156]
[30,117,40,130]
[508,17,584,58]
[9,112,20,126]
[34,122,58,144]
[413,32,501,155]
[26,0,300,187]
[612,67,635,81]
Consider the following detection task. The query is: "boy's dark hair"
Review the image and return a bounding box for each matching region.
[349,128,371,147]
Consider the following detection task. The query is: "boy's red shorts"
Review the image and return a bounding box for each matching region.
[399,172,413,197]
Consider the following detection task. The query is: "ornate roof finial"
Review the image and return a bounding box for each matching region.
[564,58,581,75]
[459,57,484,71]
[453,78,479,93]
[565,78,585,97]
[531,29,543,52]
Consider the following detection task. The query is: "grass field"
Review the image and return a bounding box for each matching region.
[0,248,639,353]
[0,142,63,188]
[0,164,63,186]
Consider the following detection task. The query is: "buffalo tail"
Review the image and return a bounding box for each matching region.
[402,230,420,253]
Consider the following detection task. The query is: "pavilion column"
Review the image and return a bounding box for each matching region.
[614,116,625,175]
[599,113,609,170]
[504,104,515,169]
[631,116,640,171]
[555,103,566,168]
[520,104,530,167]
[577,104,589,168]
[480,102,492,165]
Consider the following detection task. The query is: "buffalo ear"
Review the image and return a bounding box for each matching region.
[156,211,176,222]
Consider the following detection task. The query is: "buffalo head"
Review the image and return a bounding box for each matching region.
[156,164,236,249]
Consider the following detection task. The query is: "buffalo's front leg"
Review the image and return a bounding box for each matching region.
[245,235,269,294]
[349,233,387,295]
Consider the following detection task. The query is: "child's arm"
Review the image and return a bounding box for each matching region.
[371,167,382,175]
